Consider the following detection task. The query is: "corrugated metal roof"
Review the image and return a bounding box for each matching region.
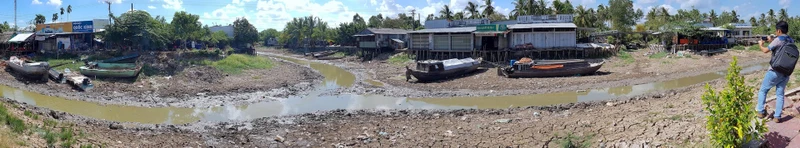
[507,23,577,29]
[8,33,34,43]
[366,28,410,34]
[701,27,729,31]
[410,27,476,33]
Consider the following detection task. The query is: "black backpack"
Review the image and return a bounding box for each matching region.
[771,36,799,76]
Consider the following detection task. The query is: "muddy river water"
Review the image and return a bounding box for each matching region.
[0,54,768,124]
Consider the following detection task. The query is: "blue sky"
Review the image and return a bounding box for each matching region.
[0,0,797,31]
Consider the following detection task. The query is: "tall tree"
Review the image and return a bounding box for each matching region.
[233,17,258,47]
[482,0,496,18]
[454,12,466,20]
[708,9,717,25]
[171,11,203,48]
[35,14,46,24]
[368,14,384,28]
[510,0,527,19]
[67,5,72,21]
[607,0,636,31]
[465,2,481,19]
[486,11,507,21]
[552,0,563,14]
[426,14,435,21]
[731,10,738,23]
[439,5,454,20]
[779,8,788,21]
[352,13,366,26]
[52,13,58,23]
[561,0,575,14]
[60,7,64,21]
[749,17,757,26]
[768,9,776,24]
[535,0,550,15]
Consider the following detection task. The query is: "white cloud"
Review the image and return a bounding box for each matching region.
[148,5,157,9]
[46,0,62,6]
[162,0,183,10]
[638,0,657,4]
[581,0,596,6]
[32,0,43,4]
[96,0,123,4]
[233,0,255,5]
[780,0,791,8]
[668,0,717,9]
[370,0,377,5]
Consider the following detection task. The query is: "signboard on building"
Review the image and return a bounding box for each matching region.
[36,22,73,33]
[57,38,72,50]
[476,24,507,32]
[72,21,94,33]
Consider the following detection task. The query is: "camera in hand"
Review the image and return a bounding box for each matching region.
[762,35,777,41]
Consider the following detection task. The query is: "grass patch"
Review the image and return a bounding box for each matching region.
[616,51,635,65]
[23,111,38,120]
[46,59,84,72]
[387,53,414,65]
[206,54,275,74]
[648,52,668,59]
[748,45,762,51]
[732,45,746,50]
[332,52,346,57]
[43,130,57,146]
[558,133,592,148]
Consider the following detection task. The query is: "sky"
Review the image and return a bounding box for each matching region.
[0,0,798,31]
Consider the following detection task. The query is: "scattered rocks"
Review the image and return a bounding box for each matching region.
[494,119,512,123]
[274,135,285,143]
[109,123,124,130]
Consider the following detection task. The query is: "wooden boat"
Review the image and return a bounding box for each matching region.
[80,65,141,78]
[306,50,337,58]
[6,56,50,80]
[406,58,481,82]
[500,59,604,78]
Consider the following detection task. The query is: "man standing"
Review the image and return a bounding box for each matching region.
[756,21,796,123]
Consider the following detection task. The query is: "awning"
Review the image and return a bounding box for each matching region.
[391,39,404,43]
[353,34,375,37]
[8,33,34,43]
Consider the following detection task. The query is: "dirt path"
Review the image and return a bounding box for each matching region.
[0,52,323,108]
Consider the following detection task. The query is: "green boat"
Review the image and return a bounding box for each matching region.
[79,66,141,78]
[93,62,137,69]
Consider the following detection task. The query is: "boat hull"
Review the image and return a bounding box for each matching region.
[501,61,604,78]
[407,64,480,82]
[79,66,141,78]
[8,62,50,78]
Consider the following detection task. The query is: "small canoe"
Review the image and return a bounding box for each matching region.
[101,54,140,63]
[79,66,141,78]
[406,58,482,82]
[500,60,604,78]
[7,56,50,80]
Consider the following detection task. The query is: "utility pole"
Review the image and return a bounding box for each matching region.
[106,1,112,24]
[130,3,134,11]
[14,0,17,31]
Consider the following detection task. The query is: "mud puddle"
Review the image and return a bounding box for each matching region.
[0,53,768,124]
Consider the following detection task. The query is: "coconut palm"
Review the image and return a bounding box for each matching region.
[67,5,72,21]
[35,14,46,24]
[60,7,65,21]
[510,0,527,19]
[439,5,453,20]
[749,17,757,26]
[779,8,788,21]
[52,13,58,23]
[768,9,775,23]
[454,12,465,20]
[481,0,495,18]
[465,2,480,19]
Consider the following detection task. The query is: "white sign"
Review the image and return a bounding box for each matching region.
[57,38,71,50]
[35,36,46,41]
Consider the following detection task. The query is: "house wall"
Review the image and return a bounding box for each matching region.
[510,29,576,48]
[209,26,235,38]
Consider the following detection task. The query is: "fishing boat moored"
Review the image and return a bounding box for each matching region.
[6,56,50,80]
[406,58,482,82]
[499,59,604,78]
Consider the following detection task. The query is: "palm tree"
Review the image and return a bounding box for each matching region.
[749,17,757,26]
[481,0,495,18]
[510,0,527,19]
[35,14,46,24]
[454,12,465,20]
[465,2,480,19]
[60,7,65,22]
[439,5,453,20]
[52,13,58,23]
[67,5,72,21]
[768,9,776,23]
[779,8,788,21]
[573,5,588,27]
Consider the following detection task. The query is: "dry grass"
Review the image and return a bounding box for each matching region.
[0,127,21,148]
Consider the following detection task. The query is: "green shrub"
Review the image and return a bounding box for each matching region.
[60,128,73,141]
[23,110,38,120]
[43,130,57,146]
[701,57,768,147]
[733,46,746,50]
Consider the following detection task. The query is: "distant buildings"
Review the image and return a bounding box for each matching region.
[210,25,234,38]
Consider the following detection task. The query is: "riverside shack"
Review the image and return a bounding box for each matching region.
[354,28,410,60]
[408,14,579,63]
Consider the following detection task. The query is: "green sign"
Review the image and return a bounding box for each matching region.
[476,24,507,32]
